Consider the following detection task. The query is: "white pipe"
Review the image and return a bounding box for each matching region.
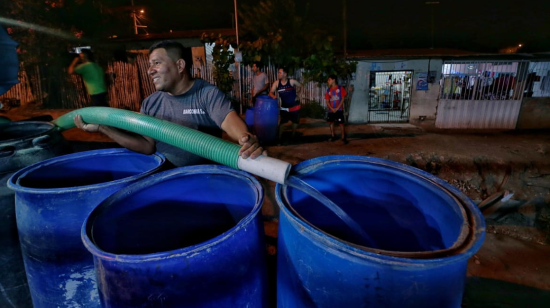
[238,155,291,184]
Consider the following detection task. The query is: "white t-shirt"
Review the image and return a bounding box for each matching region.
[252,72,269,96]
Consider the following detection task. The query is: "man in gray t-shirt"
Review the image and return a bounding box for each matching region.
[75,40,263,167]
[140,79,232,166]
[250,61,269,105]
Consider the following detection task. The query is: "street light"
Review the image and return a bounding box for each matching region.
[131,0,147,35]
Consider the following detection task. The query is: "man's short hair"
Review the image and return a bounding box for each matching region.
[253,61,262,69]
[149,40,193,74]
[328,74,338,81]
[80,49,95,62]
[279,67,289,75]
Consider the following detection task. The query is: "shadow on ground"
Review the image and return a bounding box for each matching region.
[463,277,550,308]
[277,131,418,145]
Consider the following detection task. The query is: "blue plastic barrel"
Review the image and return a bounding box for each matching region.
[254,95,279,145]
[82,165,268,308]
[0,25,19,95]
[275,156,485,308]
[245,107,255,133]
[7,149,165,308]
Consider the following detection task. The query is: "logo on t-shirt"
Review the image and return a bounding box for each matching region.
[183,109,206,115]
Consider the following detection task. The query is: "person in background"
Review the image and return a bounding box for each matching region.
[68,49,108,107]
[74,40,263,167]
[325,74,348,144]
[250,61,269,106]
[269,67,302,145]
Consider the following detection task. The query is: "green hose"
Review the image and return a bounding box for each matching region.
[0,116,11,124]
[52,107,241,169]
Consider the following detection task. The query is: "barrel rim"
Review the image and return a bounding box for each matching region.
[0,121,57,144]
[81,165,264,262]
[276,155,486,263]
[255,95,277,101]
[7,148,166,193]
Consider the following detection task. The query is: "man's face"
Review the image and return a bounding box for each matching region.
[278,69,287,80]
[252,63,258,73]
[327,77,335,87]
[148,48,180,93]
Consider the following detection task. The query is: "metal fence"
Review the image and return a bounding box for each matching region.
[197,62,334,112]
[367,71,412,123]
[440,61,531,100]
[529,61,550,97]
[1,58,344,114]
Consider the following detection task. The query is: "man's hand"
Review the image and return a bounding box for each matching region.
[74,114,100,133]
[238,132,266,159]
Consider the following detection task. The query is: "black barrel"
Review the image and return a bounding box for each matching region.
[0,121,70,308]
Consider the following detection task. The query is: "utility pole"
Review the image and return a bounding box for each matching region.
[131,0,147,35]
[343,0,347,59]
[425,1,439,49]
[234,0,239,47]
[234,0,242,114]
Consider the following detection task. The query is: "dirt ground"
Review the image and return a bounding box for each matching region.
[3,105,550,306]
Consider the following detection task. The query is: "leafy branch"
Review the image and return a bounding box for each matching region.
[201,33,235,96]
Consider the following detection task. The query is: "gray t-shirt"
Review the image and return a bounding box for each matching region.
[253,72,269,96]
[140,79,233,167]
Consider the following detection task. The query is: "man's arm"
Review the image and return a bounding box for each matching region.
[269,81,278,99]
[334,87,347,111]
[221,111,263,159]
[68,57,80,75]
[74,115,156,155]
[249,84,255,104]
[291,79,303,103]
[326,98,336,113]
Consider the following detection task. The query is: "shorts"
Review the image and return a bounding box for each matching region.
[280,110,300,124]
[326,110,345,124]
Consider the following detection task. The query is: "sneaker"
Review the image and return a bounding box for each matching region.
[341,139,349,145]
[328,136,335,142]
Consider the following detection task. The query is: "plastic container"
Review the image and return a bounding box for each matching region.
[245,107,255,133]
[254,95,279,145]
[7,149,165,308]
[275,155,485,308]
[82,165,268,308]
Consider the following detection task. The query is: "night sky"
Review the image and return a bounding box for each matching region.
[132,0,550,52]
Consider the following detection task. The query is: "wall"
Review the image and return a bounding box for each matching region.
[348,58,443,124]
[348,62,370,123]
[516,97,550,129]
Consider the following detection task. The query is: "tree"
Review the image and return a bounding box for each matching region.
[201,34,236,96]
[238,0,306,71]
[237,0,356,83]
[301,31,357,84]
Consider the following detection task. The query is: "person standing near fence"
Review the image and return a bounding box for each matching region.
[269,67,302,145]
[68,49,108,107]
[250,61,269,106]
[325,75,348,144]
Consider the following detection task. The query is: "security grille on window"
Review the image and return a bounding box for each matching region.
[440,61,530,100]
[529,62,550,98]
